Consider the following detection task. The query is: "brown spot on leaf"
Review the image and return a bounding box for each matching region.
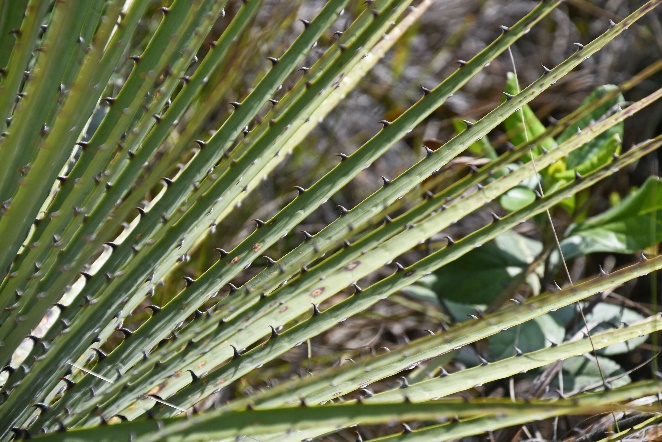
[310,287,325,298]
[230,256,240,264]
[279,306,288,313]
[252,243,262,252]
[147,381,167,395]
[198,361,206,368]
[345,261,361,271]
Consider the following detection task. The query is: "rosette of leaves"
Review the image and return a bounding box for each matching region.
[0,1,660,441]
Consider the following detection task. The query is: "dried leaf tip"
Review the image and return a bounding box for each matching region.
[299,18,310,28]
[503,92,514,100]
[293,186,306,195]
[378,119,391,128]
[214,248,229,258]
[541,64,551,74]
[381,176,391,186]
[456,59,467,67]
[269,325,279,339]
[183,276,194,287]
[335,153,349,161]
[253,219,266,228]
[266,56,279,65]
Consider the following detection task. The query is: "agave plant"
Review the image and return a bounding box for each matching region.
[0,0,661,440]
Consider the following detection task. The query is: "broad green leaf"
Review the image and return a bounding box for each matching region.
[589,304,647,355]
[554,133,621,179]
[556,355,629,392]
[413,230,543,305]
[561,176,662,260]
[500,185,537,211]
[489,313,565,360]
[555,303,648,356]
[557,85,624,171]
[503,72,556,157]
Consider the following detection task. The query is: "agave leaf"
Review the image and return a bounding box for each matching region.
[129,81,662,419]
[367,381,659,442]
[0,0,146,275]
[366,314,662,403]
[33,0,414,429]
[452,118,497,159]
[0,1,29,72]
[101,104,662,421]
[31,382,658,442]
[0,0,225,365]
[201,139,662,411]
[0,1,660,440]
[32,382,657,442]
